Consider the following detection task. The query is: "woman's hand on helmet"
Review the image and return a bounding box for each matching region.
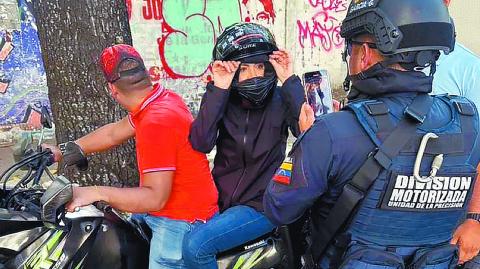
[212,60,240,90]
[269,50,293,84]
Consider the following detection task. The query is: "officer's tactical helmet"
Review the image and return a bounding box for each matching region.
[340,0,455,68]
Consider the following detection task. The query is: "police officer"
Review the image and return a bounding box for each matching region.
[264,0,480,268]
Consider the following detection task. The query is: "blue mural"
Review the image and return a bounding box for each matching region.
[0,0,49,127]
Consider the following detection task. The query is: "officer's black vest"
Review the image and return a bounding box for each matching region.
[318,95,479,269]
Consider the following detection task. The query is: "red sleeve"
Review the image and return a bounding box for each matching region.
[136,115,177,174]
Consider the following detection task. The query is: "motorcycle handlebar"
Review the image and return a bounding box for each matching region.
[2,149,54,192]
[93,201,111,212]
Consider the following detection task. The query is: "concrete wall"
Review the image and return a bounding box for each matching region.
[128,0,350,114]
[449,0,480,55]
[128,0,480,109]
[0,0,478,127]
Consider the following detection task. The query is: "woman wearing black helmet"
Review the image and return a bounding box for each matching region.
[184,22,305,268]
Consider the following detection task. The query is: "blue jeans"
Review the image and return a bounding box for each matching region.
[182,205,275,269]
[132,214,196,269]
[463,255,480,268]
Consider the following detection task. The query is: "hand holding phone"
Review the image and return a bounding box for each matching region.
[302,70,333,117]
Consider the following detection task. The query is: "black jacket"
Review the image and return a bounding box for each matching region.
[189,75,305,212]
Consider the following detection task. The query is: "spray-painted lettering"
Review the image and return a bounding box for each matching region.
[155,0,277,78]
[143,0,162,20]
[297,0,347,51]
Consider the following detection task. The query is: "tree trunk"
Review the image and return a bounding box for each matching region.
[31,0,138,187]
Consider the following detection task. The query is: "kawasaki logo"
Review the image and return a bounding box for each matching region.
[244,240,267,250]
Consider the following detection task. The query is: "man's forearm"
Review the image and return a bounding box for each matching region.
[91,186,168,213]
[73,116,134,155]
[75,123,120,154]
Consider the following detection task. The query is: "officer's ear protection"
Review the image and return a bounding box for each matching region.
[449,16,456,54]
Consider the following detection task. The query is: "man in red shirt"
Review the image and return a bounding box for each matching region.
[46,44,218,268]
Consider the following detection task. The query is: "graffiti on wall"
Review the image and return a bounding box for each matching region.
[128,0,277,115]
[129,0,347,91]
[243,0,276,23]
[128,0,276,79]
[297,0,347,51]
[159,0,241,78]
[0,0,49,128]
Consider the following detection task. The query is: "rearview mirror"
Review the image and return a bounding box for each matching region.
[40,106,52,129]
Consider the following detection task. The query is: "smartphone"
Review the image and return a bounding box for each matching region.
[302,71,321,105]
[302,70,333,117]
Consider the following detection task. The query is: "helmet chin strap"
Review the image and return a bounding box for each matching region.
[342,50,440,92]
[343,74,351,93]
[342,48,351,92]
[381,51,440,75]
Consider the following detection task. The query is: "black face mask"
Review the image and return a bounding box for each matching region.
[231,74,277,108]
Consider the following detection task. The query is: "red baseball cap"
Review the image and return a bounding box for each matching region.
[99,44,148,83]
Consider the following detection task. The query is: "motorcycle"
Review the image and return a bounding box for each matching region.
[0,107,299,269]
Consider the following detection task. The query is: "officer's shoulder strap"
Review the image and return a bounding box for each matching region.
[436,94,477,133]
[310,94,434,263]
[344,99,394,147]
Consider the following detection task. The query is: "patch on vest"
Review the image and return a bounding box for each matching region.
[380,174,475,211]
[273,160,293,185]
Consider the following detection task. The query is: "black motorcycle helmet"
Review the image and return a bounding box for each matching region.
[213,22,278,108]
[340,0,455,71]
[213,22,278,61]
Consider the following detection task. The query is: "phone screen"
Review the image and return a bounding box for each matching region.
[302,70,333,117]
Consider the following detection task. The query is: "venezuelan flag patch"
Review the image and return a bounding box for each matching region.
[273,160,293,185]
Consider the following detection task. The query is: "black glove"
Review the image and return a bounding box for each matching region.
[58,141,88,171]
